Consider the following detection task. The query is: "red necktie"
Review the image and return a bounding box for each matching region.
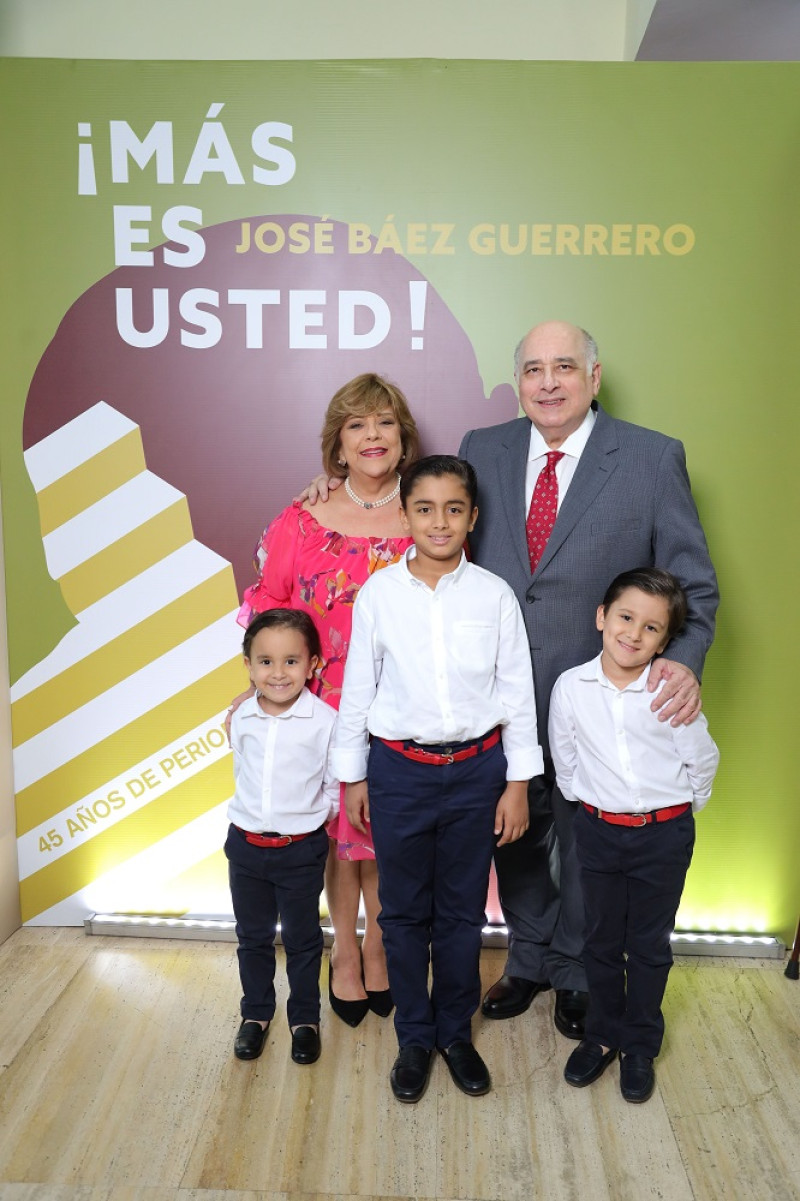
[526,451,564,572]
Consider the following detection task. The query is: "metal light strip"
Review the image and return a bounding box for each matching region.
[83,914,785,958]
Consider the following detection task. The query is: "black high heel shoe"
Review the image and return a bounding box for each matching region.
[328,960,369,1027]
[361,947,394,1017]
[366,986,394,1018]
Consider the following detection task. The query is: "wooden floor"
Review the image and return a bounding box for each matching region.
[0,929,798,1201]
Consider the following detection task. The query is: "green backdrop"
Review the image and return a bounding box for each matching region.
[1,59,797,936]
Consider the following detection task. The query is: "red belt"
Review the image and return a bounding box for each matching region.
[379,727,501,766]
[234,825,317,848]
[582,802,691,827]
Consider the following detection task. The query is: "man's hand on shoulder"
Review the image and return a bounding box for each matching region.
[647,658,701,727]
[292,474,342,506]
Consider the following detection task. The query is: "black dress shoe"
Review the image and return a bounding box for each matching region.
[291,1025,321,1065]
[390,1046,433,1103]
[366,987,394,1018]
[438,1041,491,1096]
[328,961,369,1027]
[481,974,551,1019]
[234,1019,270,1060]
[620,1053,656,1103]
[564,1040,618,1087]
[554,989,589,1040]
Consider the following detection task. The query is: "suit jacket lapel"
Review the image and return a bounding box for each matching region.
[533,405,620,578]
[497,418,533,578]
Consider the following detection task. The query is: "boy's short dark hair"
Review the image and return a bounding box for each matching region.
[242,609,322,662]
[602,568,688,640]
[399,454,478,509]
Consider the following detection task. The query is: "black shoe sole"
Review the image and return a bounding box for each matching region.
[292,1048,321,1065]
[234,1045,266,1060]
[390,1082,429,1103]
[621,1081,655,1103]
[481,999,535,1020]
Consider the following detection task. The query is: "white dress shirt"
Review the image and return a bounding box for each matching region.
[228,687,339,834]
[549,653,719,814]
[524,407,596,512]
[332,549,544,784]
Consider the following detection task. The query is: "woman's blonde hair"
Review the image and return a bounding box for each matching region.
[321,373,421,479]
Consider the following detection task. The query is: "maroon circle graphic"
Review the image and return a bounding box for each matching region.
[25,215,517,592]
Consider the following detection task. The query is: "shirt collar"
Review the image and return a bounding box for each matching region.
[400,545,469,590]
[241,687,315,720]
[579,652,651,693]
[528,406,596,461]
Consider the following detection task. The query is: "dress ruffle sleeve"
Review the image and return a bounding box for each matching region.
[237,503,304,628]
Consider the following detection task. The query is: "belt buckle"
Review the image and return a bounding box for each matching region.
[630,813,648,827]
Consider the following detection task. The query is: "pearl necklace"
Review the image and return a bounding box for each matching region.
[344,472,401,510]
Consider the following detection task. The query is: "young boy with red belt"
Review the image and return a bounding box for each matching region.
[226,609,338,1066]
[333,455,543,1103]
[549,567,719,1103]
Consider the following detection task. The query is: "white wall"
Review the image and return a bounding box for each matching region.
[625,0,658,58]
[0,0,638,61]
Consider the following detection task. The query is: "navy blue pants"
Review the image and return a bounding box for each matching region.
[574,804,695,1058]
[492,766,577,988]
[224,823,328,1027]
[367,737,507,1050]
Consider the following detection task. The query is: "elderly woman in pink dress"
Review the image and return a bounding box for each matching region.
[236,373,419,1026]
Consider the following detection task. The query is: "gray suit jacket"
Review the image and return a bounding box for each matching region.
[459,404,718,753]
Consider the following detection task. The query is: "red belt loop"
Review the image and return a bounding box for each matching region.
[581,802,691,827]
[234,825,315,848]
[379,727,501,766]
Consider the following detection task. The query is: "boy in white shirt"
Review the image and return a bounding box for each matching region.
[225,609,338,1066]
[549,567,719,1103]
[333,455,543,1103]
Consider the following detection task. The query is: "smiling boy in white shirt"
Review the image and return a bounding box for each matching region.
[226,609,338,1067]
[334,455,543,1103]
[549,567,719,1103]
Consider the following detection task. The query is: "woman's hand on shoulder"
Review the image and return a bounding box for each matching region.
[293,474,342,506]
[225,685,256,744]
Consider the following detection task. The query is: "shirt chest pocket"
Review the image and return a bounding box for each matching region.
[449,621,497,674]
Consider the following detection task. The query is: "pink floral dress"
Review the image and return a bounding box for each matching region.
[238,502,412,859]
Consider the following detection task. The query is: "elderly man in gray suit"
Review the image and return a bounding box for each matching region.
[460,320,718,1040]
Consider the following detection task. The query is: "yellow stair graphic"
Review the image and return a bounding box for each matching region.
[13,403,245,923]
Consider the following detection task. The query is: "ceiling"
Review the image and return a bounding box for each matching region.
[638,0,800,60]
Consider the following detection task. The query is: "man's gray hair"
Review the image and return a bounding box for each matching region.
[513,326,599,378]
